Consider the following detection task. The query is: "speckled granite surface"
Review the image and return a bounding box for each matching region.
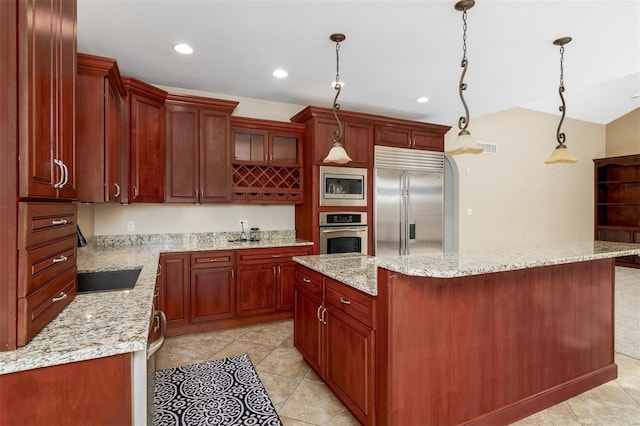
[293,241,640,297]
[0,235,311,375]
[374,241,640,278]
[293,253,377,296]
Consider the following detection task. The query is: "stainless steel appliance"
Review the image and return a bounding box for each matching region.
[319,166,367,207]
[319,212,368,255]
[375,145,444,256]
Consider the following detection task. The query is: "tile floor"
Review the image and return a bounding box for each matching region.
[156,266,640,425]
[156,319,640,425]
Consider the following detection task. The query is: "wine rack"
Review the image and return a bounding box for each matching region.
[232,165,302,204]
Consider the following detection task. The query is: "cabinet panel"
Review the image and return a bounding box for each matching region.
[159,253,190,326]
[294,286,323,373]
[191,268,235,323]
[105,81,126,202]
[237,266,277,317]
[0,353,131,425]
[18,235,77,297]
[165,104,199,202]
[412,130,442,151]
[314,119,371,167]
[200,110,231,202]
[18,0,76,199]
[324,306,375,423]
[277,263,296,311]
[129,90,165,202]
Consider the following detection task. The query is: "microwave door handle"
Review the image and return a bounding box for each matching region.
[321,228,367,233]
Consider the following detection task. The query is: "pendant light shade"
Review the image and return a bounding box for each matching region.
[546,37,577,165]
[323,33,352,164]
[446,0,483,156]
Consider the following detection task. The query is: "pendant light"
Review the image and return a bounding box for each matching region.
[323,33,352,164]
[447,0,483,156]
[545,37,577,164]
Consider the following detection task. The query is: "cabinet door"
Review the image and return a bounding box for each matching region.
[55,0,76,199]
[130,93,165,202]
[412,130,443,151]
[324,306,375,424]
[200,109,231,202]
[105,81,125,202]
[159,253,190,326]
[236,265,277,317]
[314,119,371,167]
[165,104,199,202]
[18,0,60,198]
[277,262,296,311]
[294,286,323,374]
[190,267,235,323]
[269,133,301,167]
[232,129,267,164]
[376,126,411,149]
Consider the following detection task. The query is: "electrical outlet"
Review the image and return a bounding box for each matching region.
[127,221,135,232]
[239,219,249,231]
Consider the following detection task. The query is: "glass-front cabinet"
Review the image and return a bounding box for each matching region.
[231,117,304,204]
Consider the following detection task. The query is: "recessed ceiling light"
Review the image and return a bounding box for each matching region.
[173,43,193,55]
[416,97,430,103]
[331,81,345,88]
[273,69,288,78]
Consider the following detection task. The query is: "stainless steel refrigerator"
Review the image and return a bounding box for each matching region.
[374,145,444,256]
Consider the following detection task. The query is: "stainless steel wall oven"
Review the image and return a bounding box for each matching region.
[319,212,368,255]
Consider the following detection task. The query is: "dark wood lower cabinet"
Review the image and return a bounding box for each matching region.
[294,265,376,425]
[0,353,132,425]
[191,267,235,322]
[161,246,311,337]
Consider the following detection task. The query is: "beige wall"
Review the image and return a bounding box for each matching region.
[606,108,640,157]
[446,107,606,251]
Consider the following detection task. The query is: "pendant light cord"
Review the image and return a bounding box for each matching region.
[556,43,567,146]
[332,39,344,144]
[458,6,471,132]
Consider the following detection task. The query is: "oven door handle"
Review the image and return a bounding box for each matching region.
[321,228,367,233]
[147,311,167,359]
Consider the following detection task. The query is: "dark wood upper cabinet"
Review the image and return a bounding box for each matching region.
[123,77,167,203]
[76,53,127,203]
[18,0,77,200]
[376,124,446,151]
[165,94,238,203]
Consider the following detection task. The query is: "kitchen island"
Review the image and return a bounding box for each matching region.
[292,241,640,426]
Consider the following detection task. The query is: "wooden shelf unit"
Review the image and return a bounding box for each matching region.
[594,154,640,267]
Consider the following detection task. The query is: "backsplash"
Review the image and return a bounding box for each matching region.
[94,230,296,249]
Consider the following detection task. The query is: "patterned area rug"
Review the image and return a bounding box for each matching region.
[154,354,282,425]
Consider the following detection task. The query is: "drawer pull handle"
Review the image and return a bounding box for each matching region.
[51,219,68,225]
[52,292,67,302]
[302,278,311,283]
[339,297,351,305]
[271,254,282,258]
[52,255,68,264]
[208,259,219,262]
[113,182,121,198]
[317,305,323,321]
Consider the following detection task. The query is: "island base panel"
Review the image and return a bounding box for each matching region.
[377,258,616,425]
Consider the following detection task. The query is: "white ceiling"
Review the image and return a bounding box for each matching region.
[77,0,640,126]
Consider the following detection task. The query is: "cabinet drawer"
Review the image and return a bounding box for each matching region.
[191,251,235,268]
[17,267,77,346]
[294,266,323,298]
[325,278,375,328]
[18,235,77,297]
[18,202,77,249]
[238,247,310,264]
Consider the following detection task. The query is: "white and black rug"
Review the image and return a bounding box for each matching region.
[154,354,283,425]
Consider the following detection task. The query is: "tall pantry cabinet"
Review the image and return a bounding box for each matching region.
[1,0,77,352]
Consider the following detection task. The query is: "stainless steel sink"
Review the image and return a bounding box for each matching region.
[77,268,141,293]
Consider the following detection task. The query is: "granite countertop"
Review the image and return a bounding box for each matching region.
[293,241,640,297]
[0,236,312,375]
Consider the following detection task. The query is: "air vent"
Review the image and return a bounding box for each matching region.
[479,142,497,154]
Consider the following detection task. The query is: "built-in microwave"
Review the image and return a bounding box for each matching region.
[319,166,367,207]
